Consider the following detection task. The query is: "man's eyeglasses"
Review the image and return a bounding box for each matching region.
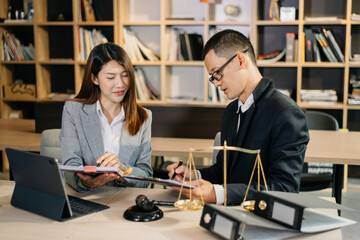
[208,48,249,84]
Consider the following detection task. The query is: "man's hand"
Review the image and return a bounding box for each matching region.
[172,179,216,204]
[167,162,197,181]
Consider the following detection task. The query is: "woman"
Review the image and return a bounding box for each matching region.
[60,43,152,192]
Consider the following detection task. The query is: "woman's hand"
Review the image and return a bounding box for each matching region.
[96,152,127,171]
[77,172,119,188]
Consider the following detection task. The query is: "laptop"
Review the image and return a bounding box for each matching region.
[5,148,109,221]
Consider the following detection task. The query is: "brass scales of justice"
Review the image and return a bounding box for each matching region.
[174,141,269,211]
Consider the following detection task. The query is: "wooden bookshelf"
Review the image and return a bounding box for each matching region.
[0,0,359,130]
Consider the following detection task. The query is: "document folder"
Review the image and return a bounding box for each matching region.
[200,204,302,240]
[252,191,356,232]
[200,191,356,240]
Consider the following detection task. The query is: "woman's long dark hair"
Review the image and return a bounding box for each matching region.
[75,43,148,136]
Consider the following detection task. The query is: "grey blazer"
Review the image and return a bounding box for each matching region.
[60,100,153,192]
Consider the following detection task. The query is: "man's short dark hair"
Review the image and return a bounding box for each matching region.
[202,29,256,65]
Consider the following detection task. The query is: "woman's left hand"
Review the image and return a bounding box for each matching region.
[96,152,127,171]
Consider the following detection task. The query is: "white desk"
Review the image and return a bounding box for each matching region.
[0,180,342,240]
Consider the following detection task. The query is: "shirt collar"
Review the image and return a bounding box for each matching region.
[96,100,125,122]
[237,94,254,114]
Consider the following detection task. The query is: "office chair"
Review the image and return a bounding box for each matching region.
[300,111,339,192]
[40,129,62,163]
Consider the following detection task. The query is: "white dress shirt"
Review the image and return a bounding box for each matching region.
[96,100,125,156]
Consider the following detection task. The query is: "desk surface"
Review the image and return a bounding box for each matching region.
[0,180,343,240]
[1,119,360,167]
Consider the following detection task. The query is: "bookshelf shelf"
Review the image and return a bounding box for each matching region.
[255,20,300,26]
[165,21,206,26]
[39,60,75,65]
[299,102,345,109]
[0,22,34,26]
[207,21,250,26]
[0,0,358,130]
[302,63,345,68]
[1,61,36,64]
[258,62,298,67]
[78,22,116,26]
[132,61,161,66]
[165,61,204,66]
[348,105,360,110]
[37,22,75,26]
[303,20,347,25]
[123,22,161,26]
[3,99,37,103]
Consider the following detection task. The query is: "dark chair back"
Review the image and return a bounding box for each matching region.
[300,111,339,191]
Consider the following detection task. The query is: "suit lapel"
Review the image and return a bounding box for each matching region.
[81,104,104,161]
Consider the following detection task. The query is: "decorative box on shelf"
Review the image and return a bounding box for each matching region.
[4,83,36,100]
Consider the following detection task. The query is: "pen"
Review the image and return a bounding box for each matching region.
[171,161,183,180]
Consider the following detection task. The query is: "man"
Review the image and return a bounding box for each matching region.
[167,29,309,205]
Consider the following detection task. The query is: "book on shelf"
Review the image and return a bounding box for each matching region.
[134,68,159,101]
[79,0,113,21]
[301,89,338,103]
[82,0,96,21]
[321,27,344,63]
[304,29,315,62]
[208,84,227,103]
[78,27,108,61]
[351,13,360,21]
[123,28,160,62]
[313,32,336,62]
[166,28,203,61]
[1,30,35,61]
[257,49,286,64]
[285,33,295,62]
[303,27,344,63]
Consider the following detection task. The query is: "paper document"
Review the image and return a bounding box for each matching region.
[59,165,195,188]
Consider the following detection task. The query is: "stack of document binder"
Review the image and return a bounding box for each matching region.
[200,191,356,240]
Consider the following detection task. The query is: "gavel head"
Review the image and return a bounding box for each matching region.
[135,194,155,211]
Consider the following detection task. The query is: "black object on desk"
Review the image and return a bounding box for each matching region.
[124,195,163,222]
[6,148,109,221]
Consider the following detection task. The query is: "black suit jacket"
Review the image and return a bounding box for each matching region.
[200,78,309,205]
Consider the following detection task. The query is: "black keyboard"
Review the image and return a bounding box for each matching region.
[68,195,109,215]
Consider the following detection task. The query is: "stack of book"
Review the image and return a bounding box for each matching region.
[134,68,159,101]
[348,74,360,105]
[303,27,344,63]
[78,28,108,61]
[166,28,203,61]
[301,89,338,104]
[123,28,160,62]
[1,31,35,60]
